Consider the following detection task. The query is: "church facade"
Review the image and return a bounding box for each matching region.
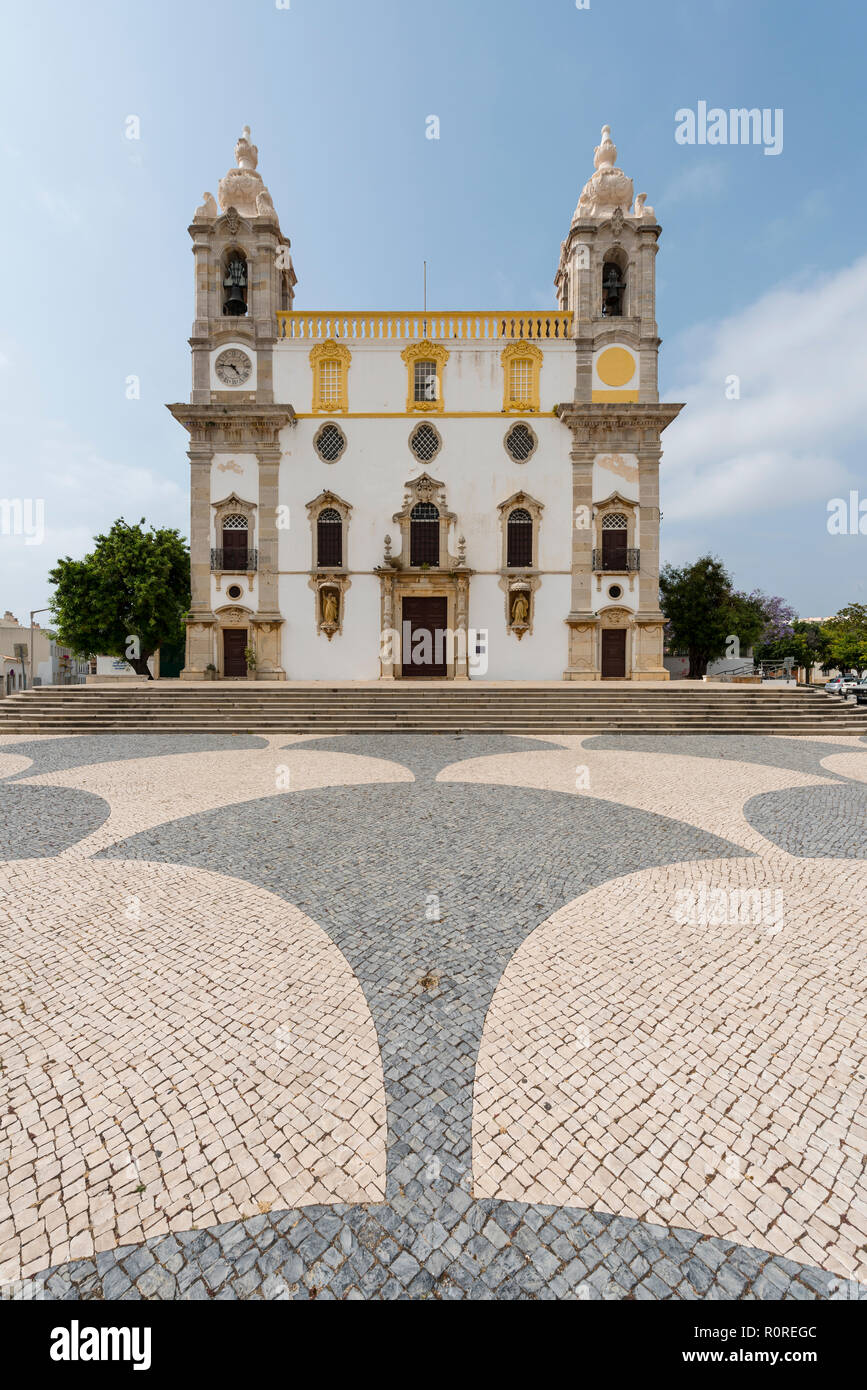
[169,126,682,681]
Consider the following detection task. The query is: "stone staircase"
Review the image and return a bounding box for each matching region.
[1,684,866,736]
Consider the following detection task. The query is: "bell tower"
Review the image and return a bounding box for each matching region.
[556,126,683,680]
[186,125,296,406]
[168,127,296,682]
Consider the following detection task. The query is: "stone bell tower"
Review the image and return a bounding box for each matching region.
[555,125,683,681]
[168,127,296,681]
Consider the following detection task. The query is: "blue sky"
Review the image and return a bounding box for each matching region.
[1,0,865,620]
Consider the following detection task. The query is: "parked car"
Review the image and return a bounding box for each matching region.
[839,672,864,696]
[824,676,846,694]
[848,677,867,705]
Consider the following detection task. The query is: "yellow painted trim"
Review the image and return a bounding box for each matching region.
[591,390,639,403]
[400,339,450,414]
[595,346,636,388]
[278,309,573,342]
[501,341,543,414]
[308,338,352,413]
[291,411,560,420]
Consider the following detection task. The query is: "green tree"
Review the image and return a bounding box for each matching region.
[824,604,867,672]
[660,555,765,679]
[48,518,190,679]
[755,620,833,678]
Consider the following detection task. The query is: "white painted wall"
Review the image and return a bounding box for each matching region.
[272,340,576,416]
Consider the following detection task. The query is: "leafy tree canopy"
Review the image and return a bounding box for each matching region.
[660,556,777,679]
[823,604,867,671]
[48,519,190,678]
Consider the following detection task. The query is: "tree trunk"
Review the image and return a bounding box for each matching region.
[127,654,154,679]
[687,648,708,680]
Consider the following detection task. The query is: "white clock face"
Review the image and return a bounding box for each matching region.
[215,349,253,386]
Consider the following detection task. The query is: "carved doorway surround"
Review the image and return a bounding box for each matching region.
[599,604,634,679]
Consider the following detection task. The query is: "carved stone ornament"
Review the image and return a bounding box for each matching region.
[573,125,635,222]
[218,126,275,219]
[194,191,218,222]
[633,192,656,221]
[217,606,252,625]
[601,606,632,628]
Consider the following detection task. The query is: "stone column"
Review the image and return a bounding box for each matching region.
[254,447,286,679]
[633,438,669,680]
[182,449,216,679]
[379,572,395,679]
[455,573,470,679]
[563,438,600,680]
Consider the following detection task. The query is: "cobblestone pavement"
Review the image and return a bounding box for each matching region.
[1,731,865,1301]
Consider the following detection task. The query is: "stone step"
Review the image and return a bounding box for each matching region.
[1,686,862,737]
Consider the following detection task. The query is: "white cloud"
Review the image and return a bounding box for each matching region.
[661,254,867,522]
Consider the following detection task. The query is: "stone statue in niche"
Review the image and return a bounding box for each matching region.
[322,590,339,626]
[511,592,529,626]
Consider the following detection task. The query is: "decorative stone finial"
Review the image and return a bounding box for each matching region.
[633,191,656,221]
[217,125,276,221]
[235,125,258,172]
[573,123,635,223]
[593,125,617,170]
[194,191,218,222]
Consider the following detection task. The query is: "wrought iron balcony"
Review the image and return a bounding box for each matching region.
[592,548,640,573]
[210,548,258,572]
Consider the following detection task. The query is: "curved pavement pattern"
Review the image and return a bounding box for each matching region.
[0,731,865,1302]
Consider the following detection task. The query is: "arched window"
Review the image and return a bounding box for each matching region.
[222,251,248,316]
[221,513,249,569]
[602,259,625,317]
[601,511,628,569]
[506,508,533,567]
[317,508,343,567]
[410,502,440,566]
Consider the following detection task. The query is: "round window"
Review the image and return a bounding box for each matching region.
[227,584,242,600]
[409,423,441,462]
[608,584,623,600]
[505,423,536,462]
[315,423,347,462]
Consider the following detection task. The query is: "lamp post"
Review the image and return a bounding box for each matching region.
[29,607,51,690]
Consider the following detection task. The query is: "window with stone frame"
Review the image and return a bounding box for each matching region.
[506,508,534,567]
[316,508,343,567]
[505,423,536,462]
[221,513,249,568]
[601,511,628,569]
[409,423,441,462]
[315,423,347,462]
[410,502,440,566]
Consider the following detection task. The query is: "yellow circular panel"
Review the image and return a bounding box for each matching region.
[596,347,635,387]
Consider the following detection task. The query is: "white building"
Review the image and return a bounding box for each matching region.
[170,126,682,681]
[0,612,88,691]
